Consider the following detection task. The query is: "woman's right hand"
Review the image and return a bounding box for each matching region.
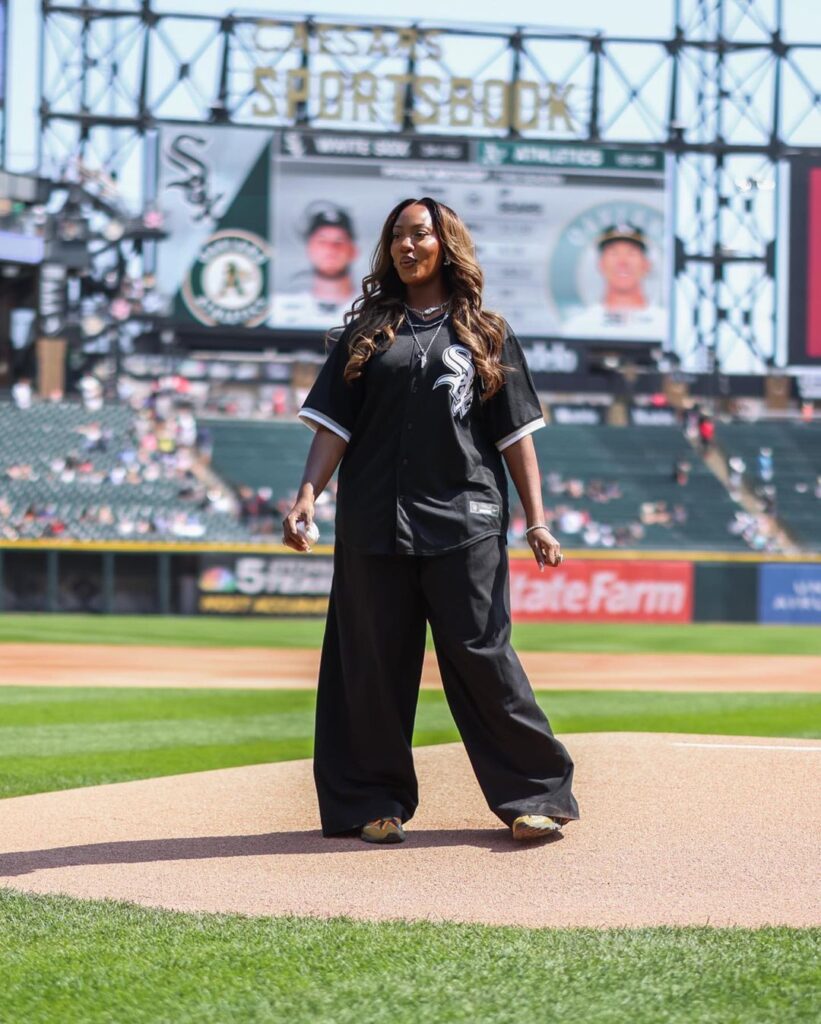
[282,494,316,553]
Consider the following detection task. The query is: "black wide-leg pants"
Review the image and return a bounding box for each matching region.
[313,534,580,836]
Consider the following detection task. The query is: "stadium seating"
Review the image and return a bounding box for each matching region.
[203,419,311,495]
[4,400,814,551]
[0,401,247,542]
[715,421,821,548]
[532,425,748,550]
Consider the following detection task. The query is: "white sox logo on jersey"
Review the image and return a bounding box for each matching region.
[434,345,475,419]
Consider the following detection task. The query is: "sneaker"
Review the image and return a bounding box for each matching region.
[360,816,406,844]
[511,814,563,841]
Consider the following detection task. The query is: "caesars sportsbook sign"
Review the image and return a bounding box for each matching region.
[248,22,575,135]
[198,554,692,623]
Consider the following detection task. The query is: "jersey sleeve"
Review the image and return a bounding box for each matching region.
[481,326,545,452]
[298,331,362,443]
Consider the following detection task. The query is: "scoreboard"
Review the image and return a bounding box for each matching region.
[156,125,668,348]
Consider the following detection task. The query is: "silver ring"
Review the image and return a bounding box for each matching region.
[557,553,564,564]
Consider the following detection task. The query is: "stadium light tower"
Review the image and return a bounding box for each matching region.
[669,0,784,377]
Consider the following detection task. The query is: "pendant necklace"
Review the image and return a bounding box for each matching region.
[404,307,449,368]
[405,300,449,319]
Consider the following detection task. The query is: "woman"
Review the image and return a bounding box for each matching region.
[283,197,579,845]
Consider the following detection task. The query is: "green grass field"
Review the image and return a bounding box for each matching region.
[3,613,821,654]
[1,686,819,799]
[1,892,817,1024]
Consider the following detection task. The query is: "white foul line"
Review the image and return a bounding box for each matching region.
[673,742,821,752]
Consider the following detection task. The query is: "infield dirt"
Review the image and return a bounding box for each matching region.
[2,643,820,691]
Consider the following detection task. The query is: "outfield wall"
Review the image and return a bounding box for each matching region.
[2,543,820,625]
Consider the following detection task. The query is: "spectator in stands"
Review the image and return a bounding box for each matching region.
[728,509,777,552]
[44,516,67,537]
[628,521,647,542]
[698,413,715,454]
[672,458,690,486]
[758,447,774,483]
[206,488,234,514]
[196,423,213,462]
[727,456,745,500]
[312,487,336,525]
[599,525,616,548]
[558,507,586,535]
[73,422,108,454]
[11,378,32,410]
[684,404,700,442]
[587,480,607,502]
[273,387,289,416]
[759,486,776,515]
[237,485,283,537]
[582,521,601,546]
[640,501,671,526]
[79,375,104,412]
[176,406,198,447]
[544,471,564,495]
[238,485,261,525]
[5,462,36,481]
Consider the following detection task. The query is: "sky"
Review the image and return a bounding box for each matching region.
[4,0,820,172]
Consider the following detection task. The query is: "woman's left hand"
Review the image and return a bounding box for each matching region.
[527,526,564,572]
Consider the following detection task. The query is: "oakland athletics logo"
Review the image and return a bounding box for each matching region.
[181,229,271,327]
[434,345,475,419]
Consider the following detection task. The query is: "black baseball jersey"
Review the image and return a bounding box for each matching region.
[298,315,544,556]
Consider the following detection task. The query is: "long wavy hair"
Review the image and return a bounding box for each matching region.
[338,197,509,401]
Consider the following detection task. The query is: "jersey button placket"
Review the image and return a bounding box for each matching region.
[395,340,419,551]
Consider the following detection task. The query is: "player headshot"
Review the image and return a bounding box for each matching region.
[563,223,666,339]
[272,201,359,328]
[283,196,579,846]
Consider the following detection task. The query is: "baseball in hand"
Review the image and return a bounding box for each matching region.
[297,520,320,543]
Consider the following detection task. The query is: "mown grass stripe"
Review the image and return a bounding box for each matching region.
[0,891,817,1024]
[3,614,821,654]
[0,687,818,800]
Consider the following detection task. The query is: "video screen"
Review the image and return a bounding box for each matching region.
[157,126,669,344]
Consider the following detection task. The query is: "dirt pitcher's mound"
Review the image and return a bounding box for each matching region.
[1,733,819,928]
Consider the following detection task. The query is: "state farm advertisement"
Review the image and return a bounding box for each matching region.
[509,559,693,623]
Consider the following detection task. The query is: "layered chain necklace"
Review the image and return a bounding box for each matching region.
[403,304,450,368]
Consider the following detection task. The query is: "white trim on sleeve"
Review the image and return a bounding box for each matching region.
[298,408,351,443]
[495,416,546,452]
